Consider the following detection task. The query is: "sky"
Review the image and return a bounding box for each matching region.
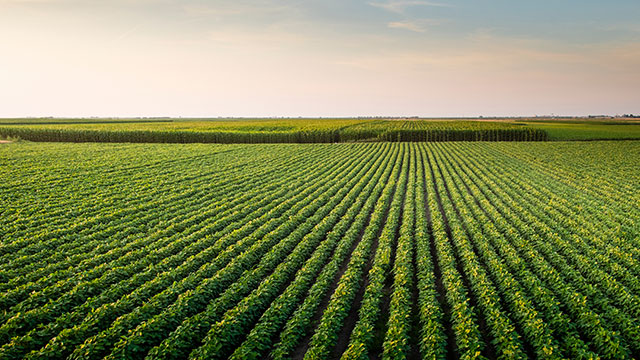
[1,0,639,117]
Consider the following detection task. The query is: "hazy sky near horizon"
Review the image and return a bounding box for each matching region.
[1,0,639,117]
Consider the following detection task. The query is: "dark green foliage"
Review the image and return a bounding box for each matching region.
[0,124,548,144]
[1,141,638,360]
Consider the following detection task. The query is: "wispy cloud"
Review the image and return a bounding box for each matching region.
[181,1,295,18]
[388,21,425,32]
[0,0,63,2]
[110,23,143,44]
[599,23,640,34]
[388,19,444,33]
[369,0,451,14]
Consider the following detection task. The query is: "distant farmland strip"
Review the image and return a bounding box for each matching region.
[1,141,639,359]
[0,120,548,143]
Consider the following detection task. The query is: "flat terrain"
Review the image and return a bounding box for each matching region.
[2,117,640,143]
[1,141,639,359]
[520,121,640,140]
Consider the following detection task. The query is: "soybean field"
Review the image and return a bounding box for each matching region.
[1,141,640,359]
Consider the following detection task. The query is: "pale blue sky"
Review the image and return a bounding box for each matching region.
[1,0,639,117]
